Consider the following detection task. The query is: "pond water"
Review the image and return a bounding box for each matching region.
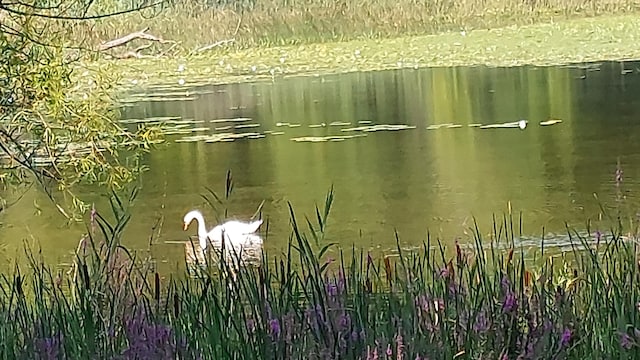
[2,62,640,274]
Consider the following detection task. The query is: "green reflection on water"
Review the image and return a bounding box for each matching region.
[2,63,640,275]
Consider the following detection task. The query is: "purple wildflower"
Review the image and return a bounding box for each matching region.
[122,314,176,359]
[395,333,404,360]
[351,330,360,342]
[473,311,489,333]
[327,281,338,297]
[366,345,379,360]
[246,318,256,333]
[339,312,351,330]
[269,318,281,339]
[386,343,393,356]
[560,328,572,347]
[338,271,345,293]
[34,335,62,360]
[503,291,517,313]
[621,332,634,350]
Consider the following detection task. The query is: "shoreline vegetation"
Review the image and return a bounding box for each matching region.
[3,189,640,359]
[80,10,640,88]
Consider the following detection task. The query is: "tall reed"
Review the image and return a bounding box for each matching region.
[1,185,640,359]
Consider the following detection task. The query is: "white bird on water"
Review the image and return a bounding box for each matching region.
[182,210,263,250]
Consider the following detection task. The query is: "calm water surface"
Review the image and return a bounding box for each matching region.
[2,62,640,273]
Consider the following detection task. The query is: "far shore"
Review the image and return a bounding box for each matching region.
[86,14,640,91]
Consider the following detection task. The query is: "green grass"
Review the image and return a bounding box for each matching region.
[86,14,640,91]
[75,0,639,52]
[2,182,640,359]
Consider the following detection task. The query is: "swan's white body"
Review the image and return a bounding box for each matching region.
[183,210,263,250]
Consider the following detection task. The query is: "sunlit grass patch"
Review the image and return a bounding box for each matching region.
[90,14,640,91]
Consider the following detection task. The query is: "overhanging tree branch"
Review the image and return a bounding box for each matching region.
[0,0,169,21]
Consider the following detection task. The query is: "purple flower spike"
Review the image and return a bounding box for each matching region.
[246,318,256,333]
[395,333,404,359]
[473,312,489,333]
[621,332,634,350]
[560,328,572,347]
[34,335,61,360]
[503,291,517,313]
[269,318,281,339]
[339,312,351,330]
[327,282,338,297]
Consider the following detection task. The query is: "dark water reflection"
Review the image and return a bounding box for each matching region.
[2,62,640,273]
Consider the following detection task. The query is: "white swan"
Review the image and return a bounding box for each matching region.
[182,210,263,250]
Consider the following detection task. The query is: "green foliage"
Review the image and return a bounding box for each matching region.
[0,7,163,219]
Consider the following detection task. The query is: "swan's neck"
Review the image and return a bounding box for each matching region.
[194,213,209,249]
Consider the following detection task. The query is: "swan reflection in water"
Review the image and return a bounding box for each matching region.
[184,234,264,271]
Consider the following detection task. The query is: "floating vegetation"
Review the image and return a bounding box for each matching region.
[234,123,261,129]
[446,124,463,128]
[119,96,198,103]
[120,116,181,124]
[215,126,233,131]
[170,119,205,125]
[480,120,527,129]
[210,117,252,123]
[290,134,367,142]
[426,123,454,130]
[308,123,327,128]
[358,120,373,124]
[342,124,416,132]
[329,121,352,126]
[174,132,262,143]
[163,127,210,135]
[269,131,285,135]
[540,119,563,126]
[276,122,289,127]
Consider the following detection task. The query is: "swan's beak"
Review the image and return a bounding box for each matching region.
[182,222,188,231]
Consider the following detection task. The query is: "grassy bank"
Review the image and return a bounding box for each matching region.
[2,189,640,359]
[89,14,640,90]
[80,0,639,51]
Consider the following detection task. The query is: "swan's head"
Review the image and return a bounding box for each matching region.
[183,210,202,230]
